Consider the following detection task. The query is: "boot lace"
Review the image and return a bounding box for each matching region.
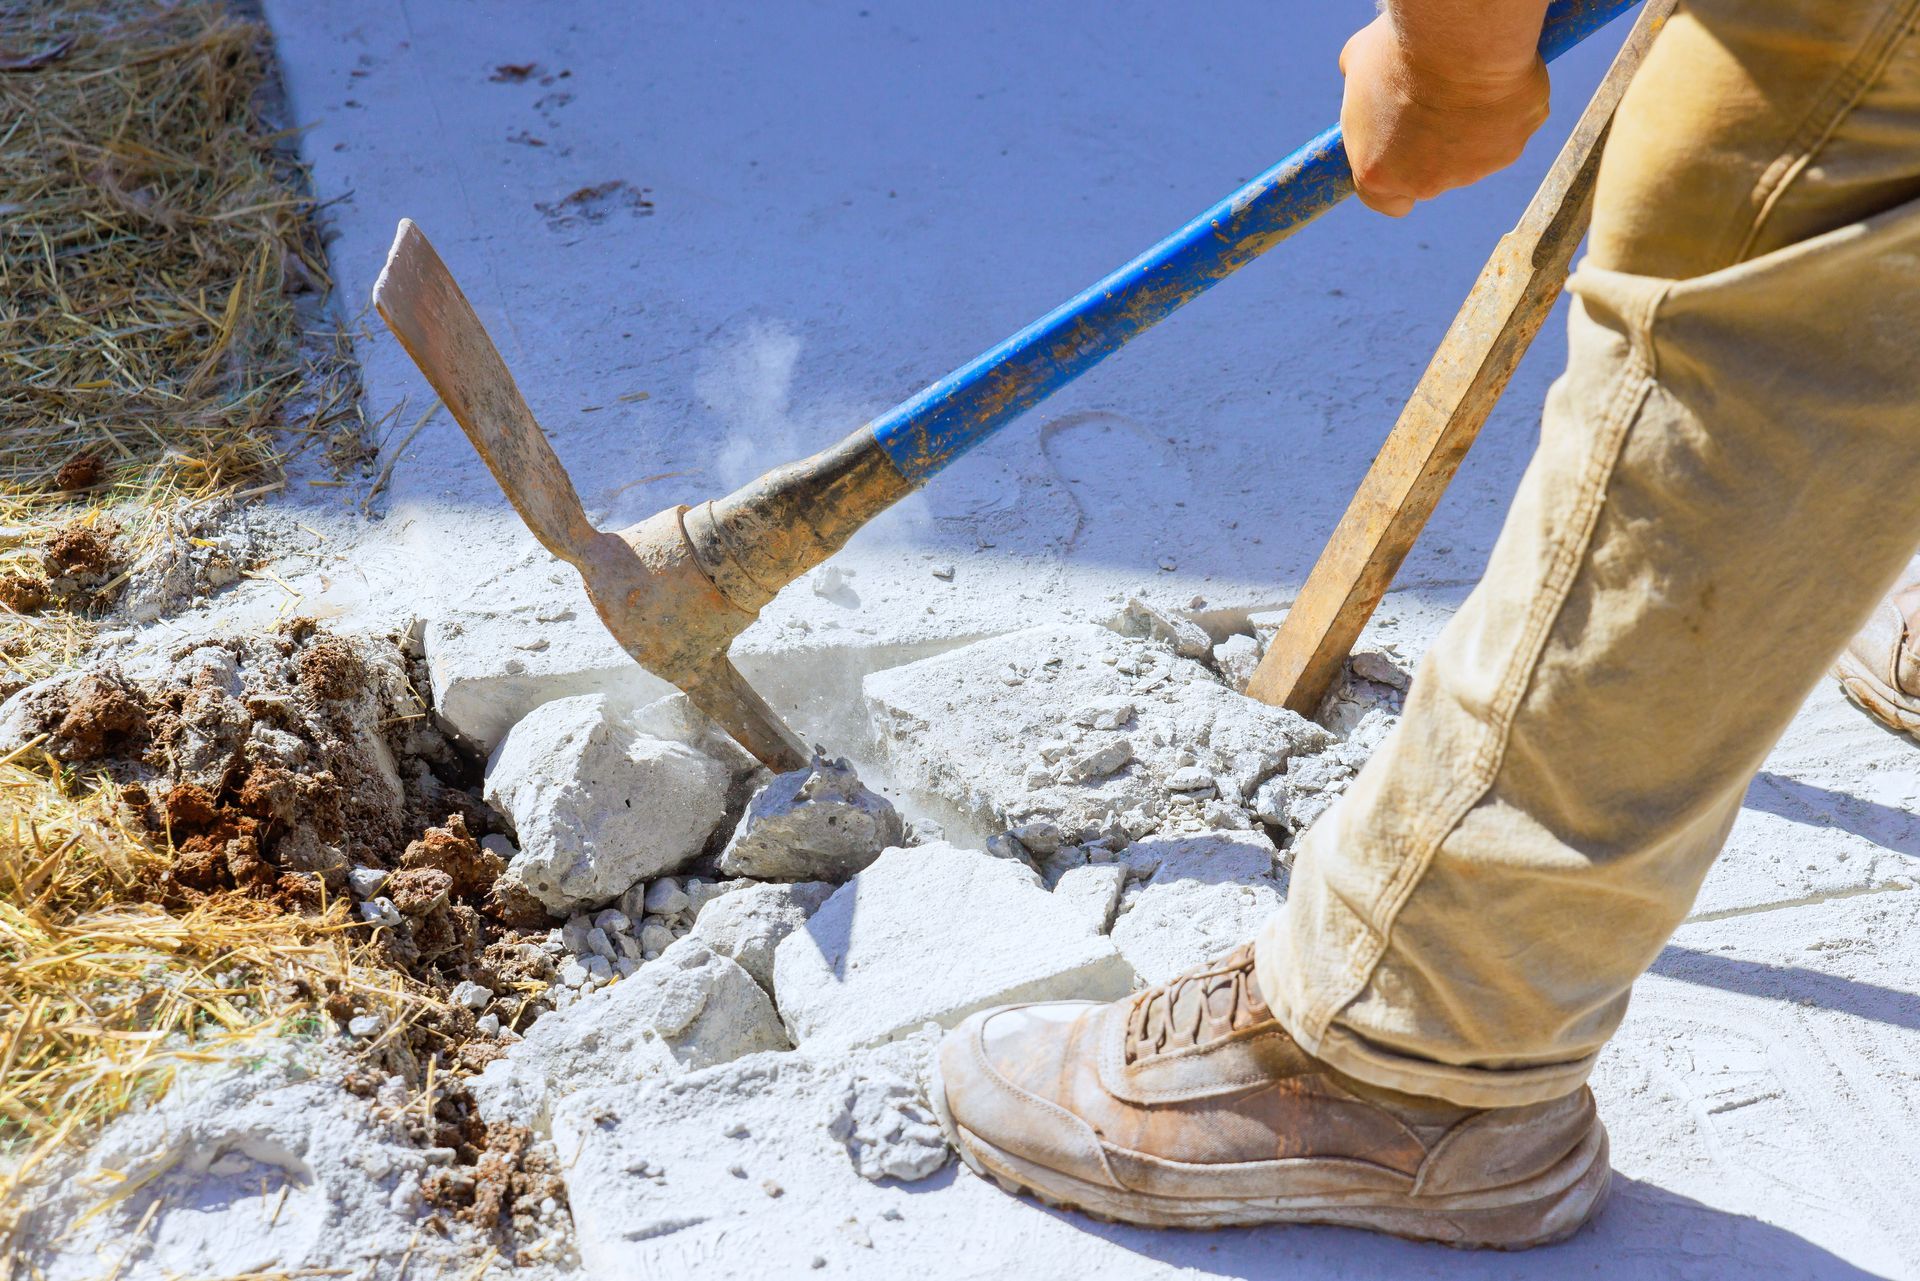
[1123,942,1269,1064]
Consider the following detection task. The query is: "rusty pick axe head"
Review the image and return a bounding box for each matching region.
[371,220,807,771]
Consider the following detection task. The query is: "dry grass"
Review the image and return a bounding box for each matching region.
[0,0,364,683]
[0,0,399,1249]
[0,755,440,1242]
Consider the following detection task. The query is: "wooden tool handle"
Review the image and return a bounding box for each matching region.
[1246,0,1677,716]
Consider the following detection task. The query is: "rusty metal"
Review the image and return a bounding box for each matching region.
[372,221,808,770]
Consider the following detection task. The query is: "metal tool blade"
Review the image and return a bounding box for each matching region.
[371,219,600,567]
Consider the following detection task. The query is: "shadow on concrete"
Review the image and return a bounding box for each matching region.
[1744,771,1920,860]
[1040,1176,1892,1279]
[1650,945,1920,1034]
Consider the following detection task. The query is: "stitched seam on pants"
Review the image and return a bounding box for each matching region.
[1736,0,1920,263]
[1306,284,1668,1037]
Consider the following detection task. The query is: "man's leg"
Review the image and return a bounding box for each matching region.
[1261,0,1920,1107]
[933,0,1920,1247]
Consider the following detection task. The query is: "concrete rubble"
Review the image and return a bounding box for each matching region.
[718,747,904,881]
[474,936,788,1129]
[772,842,1137,1050]
[689,879,837,990]
[864,622,1398,850]
[483,692,732,912]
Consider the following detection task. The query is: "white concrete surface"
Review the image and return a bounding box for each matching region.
[235,1,1920,1275]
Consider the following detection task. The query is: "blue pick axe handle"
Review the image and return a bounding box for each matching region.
[868,0,1642,484]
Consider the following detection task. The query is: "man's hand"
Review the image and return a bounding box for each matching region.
[1339,10,1550,217]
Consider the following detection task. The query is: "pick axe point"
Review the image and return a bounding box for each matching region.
[371,220,809,773]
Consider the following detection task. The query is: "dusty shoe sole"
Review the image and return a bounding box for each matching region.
[930,1053,1610,1250]
[1833,649,1920,738]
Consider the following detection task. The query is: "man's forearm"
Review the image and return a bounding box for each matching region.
[1383,0,1552,97]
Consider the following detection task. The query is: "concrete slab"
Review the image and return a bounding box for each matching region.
[772,843,1135,1050]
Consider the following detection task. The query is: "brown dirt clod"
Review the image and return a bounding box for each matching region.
[0,574,47,614]
[400,813,503,899]
[53,670,150,760]
[54,452,105,490]
[294,633,363,702]
[44,525,117,578]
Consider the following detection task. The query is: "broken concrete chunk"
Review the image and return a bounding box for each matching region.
[1350,649,1412,691]
[1053,863,1126,934]
[772,843,1134,1051]
[424,602,665,752]
[1109,830,1286,985]
[717,749,904,882]
[691,881,835,991]
[483,692,731,913]
[1213,632,1262,694]
[1062,737,1134,783]
[473,937,788,1130]
[1115,596,1213,660]
[826,1063,950,1182]
[550,1034,942,1275]
[864,624,1334,843]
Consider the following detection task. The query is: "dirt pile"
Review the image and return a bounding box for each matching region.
[0,620,561,1072]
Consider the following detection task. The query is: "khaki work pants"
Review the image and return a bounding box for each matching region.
[1256,0,1920,1108]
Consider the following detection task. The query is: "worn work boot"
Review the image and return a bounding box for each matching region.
[930,944,1609,1249]
[1833,574,1920,738]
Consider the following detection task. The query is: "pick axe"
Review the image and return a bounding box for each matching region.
[373,0,1644,771]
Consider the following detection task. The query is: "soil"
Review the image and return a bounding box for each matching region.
[54,452,105,490]
[0,620,565,1097]
[44,523,116,578]
[0,573,47,614]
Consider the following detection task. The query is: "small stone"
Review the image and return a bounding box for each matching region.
[762,1179,784,1198]
[643,878,690,917]
[728,1162,748,1178]
[559,960,590,987]
[356,897,402,928]
[1116,597,1210,660]
[476,1013,502,1036]
[1062,738,1132,783]
[347,1014,383,1039]
[583,954,612,982]
[1009,820,1064,855]
[450,980,493,1010]
[1157,557,1177,572]
[930,564,955,581]
[812,564,851,597]
[586,926,617,960]
[592,908,631,935]
[1212,633,1262,693]
[718,749,904,882]
[1071,696,1135,730]
[1350,649,1412,690]
[1167,765,1215,792]
[618,882,649,920]
[639,919,675,957]
[347,866,388,898]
